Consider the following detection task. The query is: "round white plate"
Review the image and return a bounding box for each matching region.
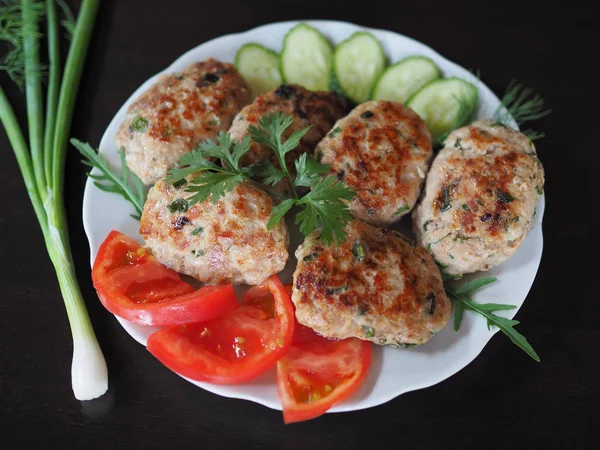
[82,20,545,413]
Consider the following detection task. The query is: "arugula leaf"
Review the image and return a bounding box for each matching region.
[72,139,145,219]
[453,300,465,331]
[267,198,296,229]
[294,153,330,188]
[296,176,356,245]
[454,276,498,296]
[446,277,539,361]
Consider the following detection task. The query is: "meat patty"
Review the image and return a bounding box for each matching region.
[228,84,347,194]
[139,181,289,285]
[116,59,251,185]
[292,220,450,346]
[315,100,432,226]
[412,119,545,276]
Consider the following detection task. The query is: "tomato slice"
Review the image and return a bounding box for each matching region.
[147,275,294,384]
[92,230,238,326]
[276,322,372,424]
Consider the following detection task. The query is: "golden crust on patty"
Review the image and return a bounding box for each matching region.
[116,59,251,185]
[412,119,545,275]
[292,220,450,346]
[140,180,289,286]
[316,100,432,226]
[228,84,347,194]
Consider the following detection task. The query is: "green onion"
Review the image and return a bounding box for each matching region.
[131,116,148,132]
[167,199,189,213]
[191,226,204,236]
[328,126,341,138]
[0,0,105,400]
[352,242,365,261]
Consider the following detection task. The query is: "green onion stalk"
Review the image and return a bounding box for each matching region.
[0,0,106,400]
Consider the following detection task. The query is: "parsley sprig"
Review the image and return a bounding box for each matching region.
[446,277,540,362]
[166,112,356,245]
[164,133,255,205]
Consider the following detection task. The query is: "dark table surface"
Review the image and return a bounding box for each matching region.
[1,1,597,449]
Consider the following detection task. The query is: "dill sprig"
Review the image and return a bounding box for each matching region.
[493,80,552,140]
[0,0,46,88]
[56,0,75,38]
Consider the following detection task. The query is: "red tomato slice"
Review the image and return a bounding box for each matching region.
[277,322,372,424]
[147,275,294,384]
[92,230,238,326]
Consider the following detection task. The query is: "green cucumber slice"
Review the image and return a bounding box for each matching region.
[334,32,386,103]
[280,23,333,91]
[371,56,441,103]
[407,78,478,145]
[235,43,282,96]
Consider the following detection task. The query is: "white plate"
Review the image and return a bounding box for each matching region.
[82,20,545,413]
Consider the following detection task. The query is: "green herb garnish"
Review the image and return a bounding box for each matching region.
[352,242,365,261]
[536,185,542,195]
[493,81,551,141]
[131,116,149,132]
[73,142,145,219]
[191,226,203,235]
[447,277,539,361]
[461,203,471,213]
[439,186,451,212]
[172,178,186,189]
[360,110,373,119]
[328,126,341,138]
[167,199,188,213]
[363,326,375,338]
[303,253,317,262]
[394,205,410,216]
[166,112,356,246]
[496,189,515,203]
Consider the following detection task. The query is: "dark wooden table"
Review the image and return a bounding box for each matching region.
[1,1,597,448]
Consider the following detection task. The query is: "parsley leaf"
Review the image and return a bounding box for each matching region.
[294,153,330,188]
[446,277,539,361]
[248,112,312,198]
[267,198,296,229]
[251,160,286,187]
[185,172,246,205]
[165,131,252,205]
[296,176,356,245]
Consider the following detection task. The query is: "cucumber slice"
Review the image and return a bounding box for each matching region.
[281,23,333,91]
[407,78,478,145]
[334,32,386,103]
[235,43,282,96]
[371,56,441,103]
